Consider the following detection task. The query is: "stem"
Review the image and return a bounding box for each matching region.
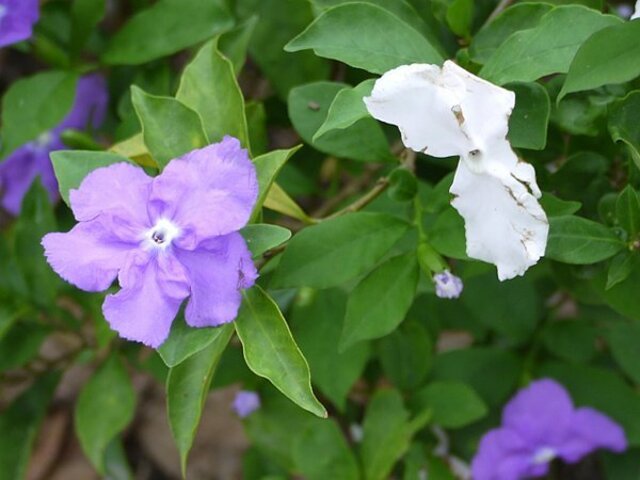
[484,0,513,25]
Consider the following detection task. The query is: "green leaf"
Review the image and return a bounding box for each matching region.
[241,224,292,258]
[51,150,133,206]
[538,362,640,445]
[609,91,640,170]
[616,186,640,238]
[314,79,375,140]
[252,147,302,218]
[507,81,550,150]
[429,207,468,260]
[102,0,233,65]
[291,289,371,411]
[292,421,360,480]
[607,252,635,290]
[130,87,208,169]
[218,16,258,75]
[75,354,136,473]
[431,347,522,406]
[559,21,640,100]
[167,323,233,474]
[0,373,59,480]
[341,253,419,350]
[539,193,582,217]
[388,168,418,202]
[288,82,393,162]
[412,381,487,428]
[361,389,426,480]
[479,6,621,85]
[285,2,443,74]
[547,215,625,264]
[272,212,409,288]
[541,321,597,363]
[158,317,233,368]
[0,71,77,157]
[609,323,640,384]
[446,0,473,38]
[264,183,314,223]
[235,286,327,418]
[0,322,50,373]
[602,255,640,321]
[70,0,106,56]
[0,307,18,342]
[469,3,553,64]
[176,40,249,148]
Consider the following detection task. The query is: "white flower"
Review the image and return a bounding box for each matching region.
[364,61,548,280]
[631,0,640,19]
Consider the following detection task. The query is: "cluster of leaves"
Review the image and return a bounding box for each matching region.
[1,0,640,479]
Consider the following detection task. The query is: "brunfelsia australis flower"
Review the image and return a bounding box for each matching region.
[433,270,463,299]
[0,0,39,48]
[0,74,108,215]
[364,61,549,281]
[472,378,627,480]
[232,390,261,418]
[42,137,258,348]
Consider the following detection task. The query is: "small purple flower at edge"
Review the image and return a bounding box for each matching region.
[472,378,627,480]
[0,0,39,48]
[233,390,261,418]
[433,270,463,299]
[42,136,259,348]
[0,74,108,215]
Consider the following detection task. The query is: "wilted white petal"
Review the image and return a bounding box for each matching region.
[631,0,640,19]
[365,60,548,280]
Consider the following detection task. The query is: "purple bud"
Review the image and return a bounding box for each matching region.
[232,390,261,418]
[433,270,463,299]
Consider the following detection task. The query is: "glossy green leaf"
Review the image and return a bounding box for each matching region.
[314,79,375,140]
[291,289,371,411]
[102,0,233,65]
[293,421,360,480]
[218,16,258,75]
[0,71,77,157]
[542,321,597,363]
[252,147,302,218]
[75,354,136,473]
[176,40,249,148]
[560,21,640,100]
[378,322,432,391]
[609,91,640,170]
[609,323,640,384]
[602,255,640,321]
[446,0,473,38]
[616,186,640,238]
[235,286,327,418]
[263,183,314,223]
[341,253,419,350]
[412,381,487,428]
[70,0,106,55]
[167,323,233,474]
[289,82,393,162]
[0,373,59,480]
[480,6,621,85]
[607,252,635,290]
[130,87,207,169]
[0,322,50,373]
[51,150,133,206]
[241,224,292,258]
[159,318,233,368]
[285,2,443,74]
[547,215,625,264]
[539,193,582,217]
[272,212,409,288]
[507,81,550,150]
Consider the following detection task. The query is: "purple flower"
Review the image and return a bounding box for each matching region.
[0,0,39,48]
[433,270,463,299]
[472,379,627,480]
[42,137,258,348]
[0,74,108,215]
[232,390,261,418]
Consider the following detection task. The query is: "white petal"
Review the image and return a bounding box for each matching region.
[631,0,640,19]
[451,149,548,281]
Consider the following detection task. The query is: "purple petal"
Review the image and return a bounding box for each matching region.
[502,379,574,445]
[175,232,257,327]
[149,137,258,248]
[56,74,108,133]
[558,407,627,463]
[69,162,152,239]
[42,219,134,292]
[0,0,39,48]
[0,144,57,215]
[472,428,539,480]
[103,252,189,348]
[232,390,261,418]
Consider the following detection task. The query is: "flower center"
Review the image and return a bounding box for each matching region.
[145,218,180,250]
[532,446,557,465]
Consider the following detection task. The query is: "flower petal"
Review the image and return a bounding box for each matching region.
[502,379,574,446]
[175,232,257,327]
[472,428,538,480]
[558,407,627,463]
[631,0,640,19]
[103,252,189,348]
[0,0,39,48]
[42,219,134,291]
[149,136,258,247]
[69,162,152,239]
[450,150,548,281]
[56,74,109,133]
